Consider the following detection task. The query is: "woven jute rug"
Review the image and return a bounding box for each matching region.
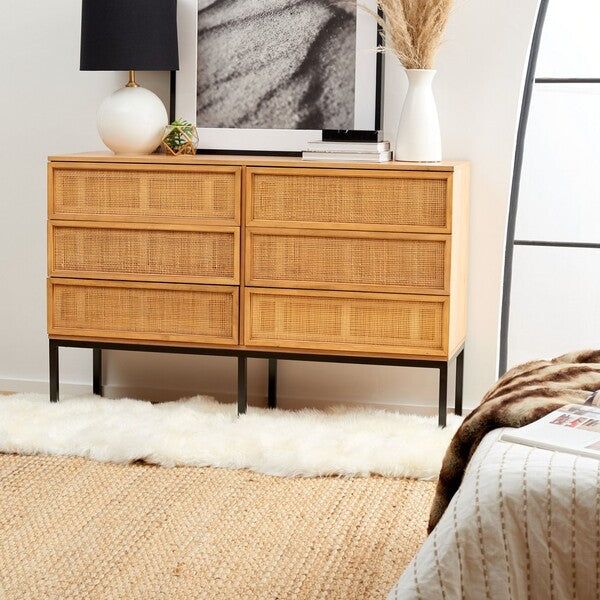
[0,453,434,600]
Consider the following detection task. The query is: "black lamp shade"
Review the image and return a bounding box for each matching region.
[80,0,179,71]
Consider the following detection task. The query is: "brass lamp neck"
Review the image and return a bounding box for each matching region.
[126,70,140,88]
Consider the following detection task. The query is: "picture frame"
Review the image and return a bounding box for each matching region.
[172,0,384,154]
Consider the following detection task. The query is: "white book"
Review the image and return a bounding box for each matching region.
[307,141,390,153]
[302,151,392,163]
[501,403,600,460]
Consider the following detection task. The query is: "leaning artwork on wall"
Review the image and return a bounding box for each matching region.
[175,0,381,152]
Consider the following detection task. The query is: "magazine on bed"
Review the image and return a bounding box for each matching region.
[501,402,600,460]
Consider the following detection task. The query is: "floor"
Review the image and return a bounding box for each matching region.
[0,453,434,600]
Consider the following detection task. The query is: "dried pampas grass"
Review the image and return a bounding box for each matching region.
[366,0,453,69]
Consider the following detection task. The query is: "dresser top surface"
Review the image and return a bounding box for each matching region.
[48,152,468,173]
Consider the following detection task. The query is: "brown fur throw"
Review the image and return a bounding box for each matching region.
[428,349,600,533]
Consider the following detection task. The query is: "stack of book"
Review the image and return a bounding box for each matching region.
[302,140,392,163]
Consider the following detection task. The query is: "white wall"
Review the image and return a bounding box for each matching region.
[0,0,540,413]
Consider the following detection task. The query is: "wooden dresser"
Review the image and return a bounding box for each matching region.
[47,153,469,426]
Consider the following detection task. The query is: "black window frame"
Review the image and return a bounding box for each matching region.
[499,0,600,375]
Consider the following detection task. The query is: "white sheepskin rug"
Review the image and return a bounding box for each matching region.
[0,394,462,480]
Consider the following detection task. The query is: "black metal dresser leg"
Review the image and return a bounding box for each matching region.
[93,348,103,396]
[455,348,465,416]
[438,362,448,428]
[268,358,277,409]
[49,341,59,402]
[238,356,248,415]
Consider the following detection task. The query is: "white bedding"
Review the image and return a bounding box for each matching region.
[389,429,600,600]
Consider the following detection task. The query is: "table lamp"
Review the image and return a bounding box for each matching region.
[80,0,179,155]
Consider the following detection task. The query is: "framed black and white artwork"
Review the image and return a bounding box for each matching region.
[175,0,382,153]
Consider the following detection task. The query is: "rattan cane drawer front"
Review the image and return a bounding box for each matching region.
[48,279,238,345]
[49,222,239,284]
[246,168,450,233]
[245,288,447,356]
[50,164,241,225]
[246,228,450,294]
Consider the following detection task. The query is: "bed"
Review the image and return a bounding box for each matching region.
[388,350,600,599]
[388,428,600,599]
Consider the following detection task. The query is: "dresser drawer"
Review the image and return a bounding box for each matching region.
[246,167,451,233]
[49,163,241,225]
[246,228,450,294]
[49,222,239,285]
[244,288,447,355]
[48,279,238,345]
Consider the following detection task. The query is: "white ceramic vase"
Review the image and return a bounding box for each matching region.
[395,69,442,163]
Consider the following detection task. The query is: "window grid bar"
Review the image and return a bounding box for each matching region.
[515,240,600,250]
[535,77,600,84]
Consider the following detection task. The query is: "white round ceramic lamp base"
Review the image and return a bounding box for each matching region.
[97,86,168,155]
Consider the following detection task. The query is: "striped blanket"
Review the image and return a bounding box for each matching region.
[429,349,600,531]
[390,427,600,599]
[389,350,600,600]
